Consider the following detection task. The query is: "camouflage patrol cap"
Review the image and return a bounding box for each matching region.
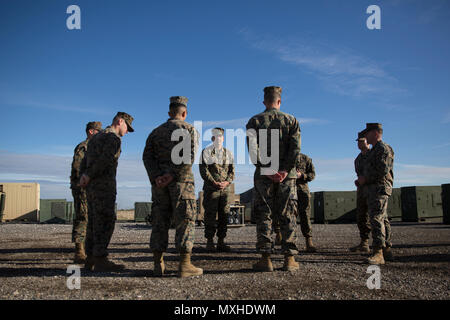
[263,86,282,96]
[115,112,135,132]
[86,121,102,132]
[364,123,382,133]
[356,130,366,141]
[169,96,188,108]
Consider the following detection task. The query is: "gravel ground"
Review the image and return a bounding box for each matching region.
[0,222,449,300]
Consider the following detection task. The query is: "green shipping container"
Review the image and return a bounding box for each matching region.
[387,188,402,221]
[401,186,443,222]
[135,202,152,223]
[65,201,74,223]
[314,191,357,224]
[39,199,67,223]
[441,184,450,224]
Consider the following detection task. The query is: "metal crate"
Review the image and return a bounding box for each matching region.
[401,186,443,222]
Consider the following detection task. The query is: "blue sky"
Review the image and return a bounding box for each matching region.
[1,0,449,208]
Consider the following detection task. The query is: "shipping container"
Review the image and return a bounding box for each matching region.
[0,182,40,221]
[387,188,402,221]
[134,202,152,223]
[39,199,67,223]
[314,191,357,224]
[442,184,450,225]
[401,186,443,222]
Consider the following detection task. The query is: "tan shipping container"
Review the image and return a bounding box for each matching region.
[0,182,40,221]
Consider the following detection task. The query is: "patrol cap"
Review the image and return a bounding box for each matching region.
[263,86,282,96]
[115,112,134,132]
[169,96,188,108]
[86,121,102,132]
[356,130,366,141]
[363,123,382,134]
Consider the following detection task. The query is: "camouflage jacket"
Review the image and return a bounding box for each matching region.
[199,145,235,191]
[363,140,394,196]
[295,153,315,189]
[246,108,301,179]
[85,126,122,184]
[70,139,89,189]
[143,119,199,183]
[354,152,368,177]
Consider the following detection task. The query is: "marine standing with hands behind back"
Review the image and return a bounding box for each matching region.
[79,112,134,272]
[199,127,235,252]
[246,86,301,272]
[70,121,102,263]
[143,96,202,278]
[357,123,394,265]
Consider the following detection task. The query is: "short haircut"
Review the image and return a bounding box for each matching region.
[212,127,224,135]
[264,92,281,105]
[169,103,187,116]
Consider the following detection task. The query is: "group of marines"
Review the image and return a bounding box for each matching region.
[69,86,394,277]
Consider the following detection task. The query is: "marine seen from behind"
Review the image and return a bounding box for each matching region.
[246,86,301,272]
[143,96,202,278]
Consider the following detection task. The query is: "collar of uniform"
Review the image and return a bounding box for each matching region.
[104,126,121,138]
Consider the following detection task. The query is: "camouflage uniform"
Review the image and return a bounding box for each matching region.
[355,151,371,240]
[84,126,122,257]
[143,119,199,253]
[70,139,89,244]
[295,153,315,238]
[364,140,394,248]
[246,108,301,256]
[199,145,235,240]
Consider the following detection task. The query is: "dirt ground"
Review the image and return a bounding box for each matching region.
[0,221,449,300]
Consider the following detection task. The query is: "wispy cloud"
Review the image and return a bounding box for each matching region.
[0,96,111,115]
[239,29,406,99]
[443,111,450,124]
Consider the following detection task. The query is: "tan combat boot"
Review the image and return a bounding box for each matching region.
[217,238,231,252]
[206,238,215,252]
[366,247,385,265]
[274,232,282,246]
[74,242,87,264]
[93,256,125,272]
[305,237,317,253]
[252,253,274,272]
[178,253,203,278]
[282,254,299,271]
[349,239,370,253]
[383,246,394,262]
[153,251,165,276]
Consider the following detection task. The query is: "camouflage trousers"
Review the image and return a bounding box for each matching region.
[253,176,299,255]
[203,189,231,240]
[367,185,392,248]
[150,181,197,254]
[273,186,312,238]
[85,183,117,257]
[356,186,371,240]
[71,188,88,243]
